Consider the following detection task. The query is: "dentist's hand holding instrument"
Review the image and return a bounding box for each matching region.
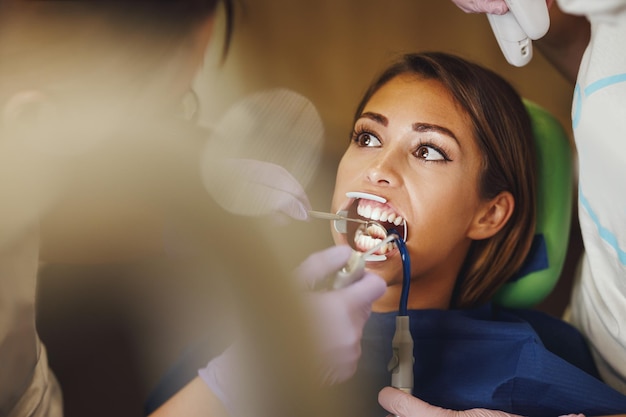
[199,152,386,415]
[197,88,385,415]
[296,244,387,384]
[199,245,386,415]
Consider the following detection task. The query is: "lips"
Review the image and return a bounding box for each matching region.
[339,192,408,258]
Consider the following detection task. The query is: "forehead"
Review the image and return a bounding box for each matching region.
[363,74,472,131]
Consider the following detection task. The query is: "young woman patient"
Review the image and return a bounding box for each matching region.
[148,52,626,417]
[329,51,626,417]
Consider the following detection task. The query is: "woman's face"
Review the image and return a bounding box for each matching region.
[331,74,488,311]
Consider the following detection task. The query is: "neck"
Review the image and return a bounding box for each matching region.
[372,276,455,313]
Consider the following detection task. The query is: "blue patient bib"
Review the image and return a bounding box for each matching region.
[345,305,626,417]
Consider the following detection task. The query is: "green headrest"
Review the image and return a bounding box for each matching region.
[492,100,574,308]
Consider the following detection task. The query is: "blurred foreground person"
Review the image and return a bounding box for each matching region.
[0,2,384,416]
[0,2,229,416]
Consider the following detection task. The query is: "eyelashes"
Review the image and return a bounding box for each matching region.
[350,125,453,162]
[415,143,452,162]
[351,126,381,147]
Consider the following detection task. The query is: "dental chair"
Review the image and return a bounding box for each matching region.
[494,99,574,308]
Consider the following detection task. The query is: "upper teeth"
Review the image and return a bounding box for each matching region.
[358,203,404,226]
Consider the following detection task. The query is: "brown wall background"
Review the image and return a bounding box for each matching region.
[197,0,574,159]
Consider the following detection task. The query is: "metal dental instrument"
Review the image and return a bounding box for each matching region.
[308,210,370,225]
[307,210,388,236]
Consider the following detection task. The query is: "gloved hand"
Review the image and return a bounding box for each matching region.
[296,245,387,384]
[451,0,554,14]
[378,387,521,417]
[199,245,386,414]
[378,387,586,417]
[202,157,311,221]
[451,0,508,14]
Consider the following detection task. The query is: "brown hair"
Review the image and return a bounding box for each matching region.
[0,0,234,100]
[353,52,536,308]
[2,0,233,36]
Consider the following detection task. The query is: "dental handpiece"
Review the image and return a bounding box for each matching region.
[388,315,414,395]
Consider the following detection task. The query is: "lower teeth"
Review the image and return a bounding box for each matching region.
[355,229,392,254]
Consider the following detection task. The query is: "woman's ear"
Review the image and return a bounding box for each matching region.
[467,191,515,240]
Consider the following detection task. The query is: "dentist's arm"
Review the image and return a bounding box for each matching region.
[150,245,386,417]
[450,0,589,84]
[534,4,590,84]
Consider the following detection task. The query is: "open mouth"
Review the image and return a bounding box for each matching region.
[337,192,408,259]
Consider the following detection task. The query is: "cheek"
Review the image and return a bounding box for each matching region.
[404,175,480,242]
[416,168,480,210]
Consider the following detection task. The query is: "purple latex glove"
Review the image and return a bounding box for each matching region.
[295,245,387,384]
[451,0,508,14]
[378,387,586,417]
[199,245,386,414]
[202,158,311,221]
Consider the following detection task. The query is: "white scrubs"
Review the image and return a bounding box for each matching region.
[0,228,63,417]
[558,0,626,395]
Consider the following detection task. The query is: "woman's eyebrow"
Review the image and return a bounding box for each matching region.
[413,123,460,146]
[359,113,461,146]
[359,111,388,126]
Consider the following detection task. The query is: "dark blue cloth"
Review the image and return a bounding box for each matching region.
[508,233,549,281]
[145,305,626,416]
[341,305,626,417]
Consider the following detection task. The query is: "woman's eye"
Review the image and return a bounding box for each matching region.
[355,132,381,147]
[416,145,446,161]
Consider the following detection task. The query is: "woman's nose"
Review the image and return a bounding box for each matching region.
[365,150,402,187]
